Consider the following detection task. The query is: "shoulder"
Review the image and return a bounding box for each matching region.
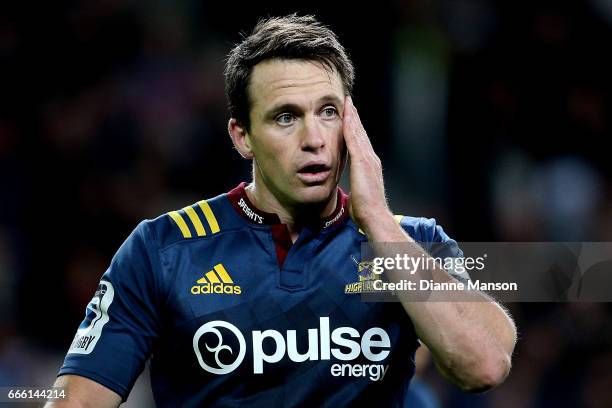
[394,214,463,259]
[346,214,455,243]
[143,192,245,249]
[395,215,455,243]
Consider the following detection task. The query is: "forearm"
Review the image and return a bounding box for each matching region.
[44,375,121,408]
[363,212,517,391]
[400,290,516,391]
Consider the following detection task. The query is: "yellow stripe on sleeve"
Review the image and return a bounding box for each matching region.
[205,271,221,283]
[197,200,220,234]
[196,276,208,284]
[184,206,206,237]
[214,264,233,284]
[168,211,192,238]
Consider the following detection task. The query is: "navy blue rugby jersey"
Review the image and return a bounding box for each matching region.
[59,182,463,407]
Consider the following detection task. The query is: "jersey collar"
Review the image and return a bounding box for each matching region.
[227,182,349,229]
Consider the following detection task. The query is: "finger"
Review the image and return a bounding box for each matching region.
[342,95,353,121]
[343,96,360,153]
[345,97,375,152]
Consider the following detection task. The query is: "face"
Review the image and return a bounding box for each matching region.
[239,59,347,209]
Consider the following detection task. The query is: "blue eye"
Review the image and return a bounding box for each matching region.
[276,113,295,125]
[322,107,338,118]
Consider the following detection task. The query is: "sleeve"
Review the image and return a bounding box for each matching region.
[399,216,471,283]
[58,221,163,401]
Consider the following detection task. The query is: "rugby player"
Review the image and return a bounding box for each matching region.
[47,14,516,407]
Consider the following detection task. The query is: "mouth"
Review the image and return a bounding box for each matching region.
[297,163,332,184]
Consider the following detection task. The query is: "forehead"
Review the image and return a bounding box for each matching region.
[248,59,344,111]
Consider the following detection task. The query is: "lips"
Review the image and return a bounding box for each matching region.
[297,162,331,184]
[298,163,331,174]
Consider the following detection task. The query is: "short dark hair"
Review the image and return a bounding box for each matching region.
[224,14,355,130]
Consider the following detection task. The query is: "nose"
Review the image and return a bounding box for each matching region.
[300,116,326,152]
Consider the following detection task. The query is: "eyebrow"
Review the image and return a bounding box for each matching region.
[265,95,344,119]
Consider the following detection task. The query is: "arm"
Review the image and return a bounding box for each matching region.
[342,96,516,392]
[362,213,515,391]
[51,223,161,405]
[44,375,121,408]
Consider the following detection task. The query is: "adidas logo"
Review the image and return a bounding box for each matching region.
[191,263,242,295]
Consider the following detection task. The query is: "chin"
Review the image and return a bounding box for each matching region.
[293,184,335,205]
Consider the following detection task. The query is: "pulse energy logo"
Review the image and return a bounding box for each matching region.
[193,317,390,381]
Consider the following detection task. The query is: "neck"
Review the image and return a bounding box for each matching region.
[245,176,338,236]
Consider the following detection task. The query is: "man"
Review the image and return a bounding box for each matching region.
[48,15,516,407]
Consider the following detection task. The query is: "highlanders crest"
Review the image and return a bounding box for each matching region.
[345,255,380,294]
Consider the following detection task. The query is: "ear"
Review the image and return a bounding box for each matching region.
[228,118,254,159]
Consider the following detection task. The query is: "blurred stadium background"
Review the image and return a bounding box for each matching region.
[1,1,612,407]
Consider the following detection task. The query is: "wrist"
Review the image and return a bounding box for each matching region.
[358,208,395,235]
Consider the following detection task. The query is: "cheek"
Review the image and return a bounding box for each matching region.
[252,134,295,172]
[250,127,281,155]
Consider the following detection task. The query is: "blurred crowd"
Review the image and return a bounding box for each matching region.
[1,1,611,407]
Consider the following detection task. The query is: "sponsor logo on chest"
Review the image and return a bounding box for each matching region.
[192,317,391,382]
[191,263,242,295]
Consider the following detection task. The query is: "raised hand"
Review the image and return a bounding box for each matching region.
[342,96,392,232]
